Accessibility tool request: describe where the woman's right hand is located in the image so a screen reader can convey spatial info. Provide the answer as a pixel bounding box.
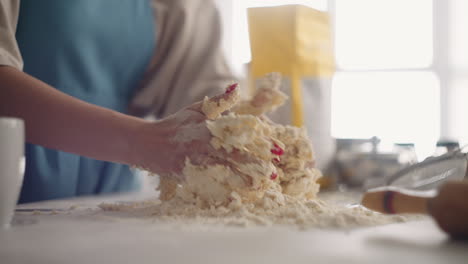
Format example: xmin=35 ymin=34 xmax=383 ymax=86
xmin=128 ymin=84 xmax=264 ymax=182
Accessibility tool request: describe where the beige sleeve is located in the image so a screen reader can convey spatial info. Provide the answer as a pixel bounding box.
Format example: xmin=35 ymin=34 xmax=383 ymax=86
xmin=0 ymin=0 xmax=23 ymax=70
xmin=128 ymin=0 xmax=235 ymax=118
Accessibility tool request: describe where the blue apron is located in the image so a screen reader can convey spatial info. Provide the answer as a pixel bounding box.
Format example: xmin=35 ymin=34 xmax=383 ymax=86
xmin=16 ymin=0 xmax=156 ymax=203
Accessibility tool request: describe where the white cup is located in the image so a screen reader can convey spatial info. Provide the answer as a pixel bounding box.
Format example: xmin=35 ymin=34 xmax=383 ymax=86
xmin=0 ymin=117 xmax=25 ymax=229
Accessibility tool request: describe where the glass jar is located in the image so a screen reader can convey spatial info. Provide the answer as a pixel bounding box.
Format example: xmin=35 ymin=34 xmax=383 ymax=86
xmin=434 ymin=139 xmax=460 ymax=156
xmin=393 ymin=143 xmax=418 ymax=165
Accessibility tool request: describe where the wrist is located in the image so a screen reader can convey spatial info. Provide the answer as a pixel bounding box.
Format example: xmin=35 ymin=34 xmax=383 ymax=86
xmin=123 ymin=117 xmax=172 ymax=172
xmin=112 ymin=112 xmax=148 ymax=166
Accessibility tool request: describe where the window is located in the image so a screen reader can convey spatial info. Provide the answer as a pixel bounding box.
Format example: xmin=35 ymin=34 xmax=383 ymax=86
xmin=331 ymin=0 xmax=439 ymax=158
xmin=334 ymin=0 xmax=433 ymax=70
xmin=221 ymin=0 xmax=448 ymax=159
xmin=448 ymin=0 xmax=468 ymax=145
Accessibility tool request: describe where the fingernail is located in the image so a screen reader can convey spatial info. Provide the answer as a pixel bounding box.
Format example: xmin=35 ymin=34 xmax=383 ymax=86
xmin=225 ymin=83 xmax=238 ymax=94
xmin=270 ymin=172 xmax=278 ymax=180
xmin=272 ymin=157 xmax=280 ymax=163
xmin=271 ymin=143 xmax=284 ymax=156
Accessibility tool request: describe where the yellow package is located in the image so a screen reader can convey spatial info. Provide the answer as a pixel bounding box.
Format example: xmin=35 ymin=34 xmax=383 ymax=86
xmin=248 ymin=5 xmax=335 ymax=170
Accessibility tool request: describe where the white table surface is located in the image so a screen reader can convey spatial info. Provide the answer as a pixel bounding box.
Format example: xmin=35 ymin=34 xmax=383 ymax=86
xmin=1 ymin=192 xmax=467 ymax=264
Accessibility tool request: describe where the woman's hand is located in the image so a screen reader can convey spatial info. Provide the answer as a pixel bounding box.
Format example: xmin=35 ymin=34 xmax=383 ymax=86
xmin=129 ymin=85 xmax=263 ymax=182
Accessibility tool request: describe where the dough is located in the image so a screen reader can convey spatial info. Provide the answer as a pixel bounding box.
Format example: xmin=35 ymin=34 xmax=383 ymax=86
xmin=158 ymin=176 xmax=178 ymax=201
xmin=103 ymin=78 xmax=414 ymax=229
xmin=232 ymin=72 xmax=288 ymax=116
xmin=201 ymin=83 xmax=241 ymax=120
xmin=161 ymin=73 xmax=322 ymax=208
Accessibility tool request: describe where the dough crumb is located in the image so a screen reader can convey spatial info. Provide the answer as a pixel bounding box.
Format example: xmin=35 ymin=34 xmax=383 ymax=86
xmin=158 ymin=176 xmax=178 ymax=201
xmin=201 ymin=83 xmax=241 ymax=120
xmin=232 ymin=72 xmax=288 ymax=116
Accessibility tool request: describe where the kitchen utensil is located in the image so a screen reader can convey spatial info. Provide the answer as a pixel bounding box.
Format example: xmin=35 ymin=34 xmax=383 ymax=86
xmin=362 ymin=181 xmax=468 ymax=238
xmin=386 ymin=149 xmax=468 ymax=191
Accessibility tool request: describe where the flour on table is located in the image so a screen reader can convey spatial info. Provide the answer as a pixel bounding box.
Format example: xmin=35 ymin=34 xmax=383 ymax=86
xmin=99 ymin=196 xmax=410 ymax=229
xmin=101 ymin=73 xmax=411 ymax=229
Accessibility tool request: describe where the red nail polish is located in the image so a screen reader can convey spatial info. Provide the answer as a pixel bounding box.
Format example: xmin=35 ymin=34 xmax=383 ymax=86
xmin=271 ymin=143 xmax=284 ymax=156
xmin=270 ymin=172 xmax=278 ymax=180
xmin=225 ymin=83 xmax=238 ymax=94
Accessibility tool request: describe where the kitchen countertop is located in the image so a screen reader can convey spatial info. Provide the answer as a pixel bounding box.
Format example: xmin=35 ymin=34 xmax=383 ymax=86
xmin=1 ymin=192 xmax=467 ymax=264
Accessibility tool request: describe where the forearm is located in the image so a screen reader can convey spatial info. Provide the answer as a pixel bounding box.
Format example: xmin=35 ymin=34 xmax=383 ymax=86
xmin=0 ymin=66 xmax=145 ymax=165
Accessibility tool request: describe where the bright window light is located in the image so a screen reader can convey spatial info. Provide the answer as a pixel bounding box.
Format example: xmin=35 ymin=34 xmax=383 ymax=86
xmin=450 ymin=0 xmax=468 ymax=69
xmin=332 ymin=71 xmax=440 ymax=158
xmin=335 ymin=0 xmax=433 ymax=70
xmin=449 ymin=79 xmax=468 ymax=146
